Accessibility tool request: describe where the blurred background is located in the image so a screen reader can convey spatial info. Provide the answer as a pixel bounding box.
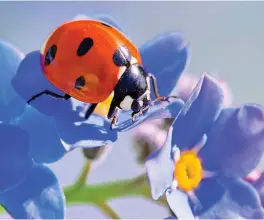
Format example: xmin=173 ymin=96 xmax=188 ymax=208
xmin=1 ymin=1 xmax=264 ymax=218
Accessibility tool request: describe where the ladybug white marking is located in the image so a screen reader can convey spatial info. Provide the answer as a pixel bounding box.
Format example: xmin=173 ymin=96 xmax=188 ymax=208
xmin=120 ymin=95 xmax=134 ymax=110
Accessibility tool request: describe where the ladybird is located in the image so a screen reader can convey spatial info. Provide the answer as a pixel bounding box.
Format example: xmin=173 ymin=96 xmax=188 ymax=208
xmin=27 ymin=19 xmax=176 ymax=128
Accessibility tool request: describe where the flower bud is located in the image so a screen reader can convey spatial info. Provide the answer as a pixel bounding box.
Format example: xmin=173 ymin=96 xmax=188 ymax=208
xmin=82 ymin=145 xmax=106 ymax=162
xmin=133 ymin=119 xmax=171 ymax=164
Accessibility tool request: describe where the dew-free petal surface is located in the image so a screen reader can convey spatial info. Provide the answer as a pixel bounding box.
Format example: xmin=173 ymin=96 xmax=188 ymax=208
xmin=145 ymin=127 xmax=175 ymax=200
xmin=175 ymin=73 xmax=233 ymax=107
xmin=12 ymin=50 xmax=71 ymax=117
xmin=201 ymin=178 xmax=264 ymax=219
xmin=17 ymin=107 xmax=66 ymax=163
xmin=172 ymin=74 xmax=224 ymax=151
xmin=140 ymin=32 xmax=190 ymax=97
xmin=191 ymin=177 xmax=226 ymax=216
xmin=200 ymin=104 xmax=264 ymax=178
xmin=251 ymin=172 xmax=264 ymax=207
xmin=166 ymin=189 xmax=195 ymax=219
xmin=225 ymin=178 xmax=264 ymax=219
xmin=0 ymin=123 xmax=33 ymax=193
xmin=0 ymin=41 xmax=26 ymax=123
xmin=1 ymin=164 xmax=65 ymax=219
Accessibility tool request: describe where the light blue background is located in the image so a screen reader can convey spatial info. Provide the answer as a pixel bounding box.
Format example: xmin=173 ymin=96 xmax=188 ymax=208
xmin=0 ymin=1 xmax=264 ymax=218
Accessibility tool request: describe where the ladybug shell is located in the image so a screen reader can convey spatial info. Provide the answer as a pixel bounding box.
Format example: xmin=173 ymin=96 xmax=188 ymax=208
xmin=41 ymin=19 xmax=142 ymax=103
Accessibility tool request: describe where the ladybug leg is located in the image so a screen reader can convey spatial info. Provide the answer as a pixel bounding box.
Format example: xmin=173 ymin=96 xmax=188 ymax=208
xmin=84 ymin=103 xmax=98 ymax=120
xmin=107 ymin=101 xmax=117 ymax=120
xmin=147 ymin=73 xmax=178 ymax=103
xmin=107 ymin=101 xmax=120 ymax=130
xmin=131 ymin=110 xmax=143 ymax=122
xmin=131 ymin=104 xmax=150 ymax=122
xmin=27 ymin=90 xmax=71 ymax=104
xmin=110 ymin=108 xmax=120 ymax=130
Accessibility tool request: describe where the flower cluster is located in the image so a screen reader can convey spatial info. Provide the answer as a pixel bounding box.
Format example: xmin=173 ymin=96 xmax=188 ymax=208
xmin=145 ymin=74 xmax=264 ymax=219
xmin=0 ymin=13 xmax=190 ymax=218
xmin=1 ymin=12 xmax=264 ymax=219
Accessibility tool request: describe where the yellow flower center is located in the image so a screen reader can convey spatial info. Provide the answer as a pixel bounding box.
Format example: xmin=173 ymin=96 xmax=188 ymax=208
xmin=174 ymin=150 xmax=203 ymax=192
xmin=94 ymin=93 xmax=114 ymax=117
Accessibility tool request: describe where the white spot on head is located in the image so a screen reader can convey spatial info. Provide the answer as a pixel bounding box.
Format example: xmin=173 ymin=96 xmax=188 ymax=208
xmin=120 ymin=95 xmax=134 ymax=110
xmin=138 ymin=100 xmax=143 ymax=107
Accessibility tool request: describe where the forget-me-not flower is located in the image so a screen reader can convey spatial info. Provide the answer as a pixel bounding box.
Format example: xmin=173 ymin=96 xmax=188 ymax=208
xmin=132 ymin=73 xmax=233 ymax=164
xmin=145 ymin=74 xmax=264 ymax=219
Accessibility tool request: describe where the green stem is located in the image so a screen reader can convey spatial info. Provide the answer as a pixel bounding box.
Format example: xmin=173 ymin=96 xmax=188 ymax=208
xmin=75 ymin=161 xmax=91 ymax=186
xmin=65 ymin=174 xmax=150 ymax=204
xmin=0 ymin=173 xmax=167 ymax=215
xmin=66 ymin=161 xmax=91 ymax=199
xmin=96 ymin=202 xmax=121 ymax=219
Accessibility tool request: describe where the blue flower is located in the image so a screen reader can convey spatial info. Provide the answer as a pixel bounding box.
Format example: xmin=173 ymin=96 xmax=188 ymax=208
xmin=145 ymin=74 xmax=264 ymax=219
xmin=0 ymin=42 xmax=65 ymax=218
xmin=11 ymin=14 xmax=190 ymax=156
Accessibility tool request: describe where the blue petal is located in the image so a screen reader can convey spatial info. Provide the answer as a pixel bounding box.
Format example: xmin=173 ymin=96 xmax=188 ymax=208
xmin=251 ymin=172 xmax=264 ymax=207
xmin=145 ymin=126 xmax=175 ymax=200
xmin=140 ymin=32 xmax=190 ymax=97
xmin=1 ymin=164 xmax=65 ymax=219
xmin=166 ymin=189 xmax=195 ymax=219
xmin=226 ymin=178 xmax=264 ymax=218
xmin=0 ymin=41 xmax=26 ymax=123
xmin=114 ymin=99 xmax=184 ymax=132
xmin=171 ymin=74 xmax=224 ymax=151
xmin=91 ymin=13 xmax=123 ymax=31
xmin=17 ymin=106 xmax=66 ymax=164
xmin=199 ymin=104 xmax=264 ymax=178
xmin=55 ymin=111 xmax=118 ymax=150
xmin=0 ymin=123 xmax=33 ymax=193
xmin=200 ymin=178 xmax=264 ymax=219
xmin=12 ymin=50 xmax=72 ymax=117
xmin=191 ymin=177 xmax=226 ymax=216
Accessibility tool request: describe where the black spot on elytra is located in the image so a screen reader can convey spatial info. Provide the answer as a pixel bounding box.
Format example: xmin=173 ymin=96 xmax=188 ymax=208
xmin=77 ymin=37 xmax=94 ymax=56
xmin=112 ymin=45 xmax=131 ymax=67
xmin=75 ymin=76 xmax=86 ymax=90
xmin=44 ymin=44 xmax=57 ymax=66
xmin=101 ymin=22 xmax=112 ymax=28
